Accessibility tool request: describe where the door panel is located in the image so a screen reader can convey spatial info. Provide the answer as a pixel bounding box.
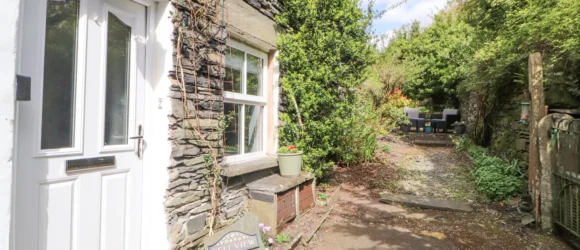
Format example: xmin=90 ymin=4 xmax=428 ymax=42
xmin=38 ymin=179 xmax=78 ymax=250
xmin=15 ymin=0 xmax=146 ymax=249
xmin=100 ymin=171 xmax=129 ymax=250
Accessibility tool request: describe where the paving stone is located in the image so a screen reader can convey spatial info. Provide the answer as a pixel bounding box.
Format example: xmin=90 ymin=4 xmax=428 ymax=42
xmin=379 ymin=193 xmax=473 ymax=212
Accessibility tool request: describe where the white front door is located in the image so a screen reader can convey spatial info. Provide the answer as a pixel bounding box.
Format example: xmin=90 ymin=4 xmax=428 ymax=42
xmin=15 ymin=0 xmax=147 ymax=249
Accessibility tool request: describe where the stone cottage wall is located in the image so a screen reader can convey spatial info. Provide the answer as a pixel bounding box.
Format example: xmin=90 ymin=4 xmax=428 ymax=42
xmin=166 ymin=1 xmax=243 ymax=249
xmin=165 ymin=0 xmax=282 ymax=249
xmin=243 ymin=0 xmax=283 ymax=19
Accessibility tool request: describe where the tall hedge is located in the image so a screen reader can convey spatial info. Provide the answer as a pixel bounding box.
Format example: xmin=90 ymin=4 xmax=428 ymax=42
xmin=275 ymin=0 xmax=376 ymax=177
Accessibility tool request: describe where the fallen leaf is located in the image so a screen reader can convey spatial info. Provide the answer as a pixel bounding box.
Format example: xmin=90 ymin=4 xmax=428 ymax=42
xmin=419 ymin=231 xmax=447 ymax=240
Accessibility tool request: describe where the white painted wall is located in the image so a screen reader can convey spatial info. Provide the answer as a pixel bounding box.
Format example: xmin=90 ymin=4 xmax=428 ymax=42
xmin=141 ymin=1 xmax=173 ymax=249
xmin=0 ymin=0 xmax=21 ymax=249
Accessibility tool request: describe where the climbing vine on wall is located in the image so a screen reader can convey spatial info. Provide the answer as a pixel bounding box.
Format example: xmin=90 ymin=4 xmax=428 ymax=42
xmin=170 ymin=0 xmax=227 ymax=236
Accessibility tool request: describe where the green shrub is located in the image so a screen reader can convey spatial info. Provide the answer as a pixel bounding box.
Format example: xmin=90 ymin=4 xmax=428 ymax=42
xmin=473 ymin=156 xmax=522 ymax=201
xmin=376 ymin=88 xmax=416 ymax=131
xmin=452 ymin=135 xmax=470 ymax=152
xmin=275 ymin=0 xmax=377 ymax=177
xmin=456 ymin=137 xmax=524 ymax=201
xmin=338 ymin=101 xmax=380 ymax=166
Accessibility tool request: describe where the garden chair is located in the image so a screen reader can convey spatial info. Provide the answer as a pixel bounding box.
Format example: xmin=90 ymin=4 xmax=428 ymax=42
xmin=431 ymin=109 xmax=460 ymax=133
xmin=403 ymin=108 xmax=425 ymax=132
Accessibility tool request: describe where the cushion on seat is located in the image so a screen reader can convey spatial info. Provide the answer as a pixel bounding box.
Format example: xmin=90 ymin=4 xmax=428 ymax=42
xmin=404 ymin=108 xmax=420 ymax=119
xmin=442 ymin=109 xmax=458 ymax=117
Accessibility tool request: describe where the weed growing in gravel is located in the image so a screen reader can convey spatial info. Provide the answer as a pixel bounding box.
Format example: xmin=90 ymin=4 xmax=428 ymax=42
xmin=381 ymin=144 xmax=392 ymax=153
xmin=275 ymin=234 xmax=291 ymax=243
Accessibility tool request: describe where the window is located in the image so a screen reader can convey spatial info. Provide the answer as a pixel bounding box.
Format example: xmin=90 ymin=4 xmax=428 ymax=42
xmin=41 ymin=0 xmax=80 ymax=149
xmin=224 ymin=41 xmax=267 ymax=160
xmin=104 ymin=12 xmax=132 ymax=146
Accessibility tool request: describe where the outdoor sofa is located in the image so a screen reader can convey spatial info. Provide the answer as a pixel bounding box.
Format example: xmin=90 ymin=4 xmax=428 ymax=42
xmin=431 ymin=109 xmax=460 ymax=133
xmin=403 ymin=108 xmax=426 ymax=132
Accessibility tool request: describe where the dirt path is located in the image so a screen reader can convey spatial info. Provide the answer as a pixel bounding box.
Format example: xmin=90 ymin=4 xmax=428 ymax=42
xmin=303 ymin=135 xmax=570 ymax=250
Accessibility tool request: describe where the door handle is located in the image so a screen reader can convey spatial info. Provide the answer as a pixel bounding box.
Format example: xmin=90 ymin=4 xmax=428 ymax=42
xmin=130 ymin=125 xmax=143 ymax=158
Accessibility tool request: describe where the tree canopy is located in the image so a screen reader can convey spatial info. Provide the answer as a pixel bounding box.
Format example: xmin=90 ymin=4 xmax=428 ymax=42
xmin=373 ymin=0 xmax=580 ymax=110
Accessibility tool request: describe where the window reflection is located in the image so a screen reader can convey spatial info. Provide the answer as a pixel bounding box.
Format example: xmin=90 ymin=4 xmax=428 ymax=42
xmin=103 ymin=12 xmax=132 ymax=146
xmin=224 ymin=103 xmax=242 ymax=156
xmin=41 ymin=0 xmax=80 ymax=149
xmin=246 ymin=54 xmax=262 ymax=96
xmin=225 ymin=47 xmax=243 ymax=93
xmin=245 ymin=105 xmax=263 ymax=153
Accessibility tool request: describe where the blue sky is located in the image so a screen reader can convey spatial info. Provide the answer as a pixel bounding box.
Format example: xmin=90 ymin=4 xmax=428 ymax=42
xmin=361 ymin=0 xmax=448 ymax=46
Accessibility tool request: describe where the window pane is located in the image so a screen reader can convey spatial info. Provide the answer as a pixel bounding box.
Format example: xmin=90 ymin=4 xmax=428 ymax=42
xmin=246 ymin=54 xmax=262 ymax=96
xmin=225 ymin=47 xmax=243 ymax=93
xmin=104 ymin=13 xmax=132 ymax=146
xmin=245 ymin=105 xmax=263 ymax=153
xmin=41 ymin=0 xmax=80 ymax=149
xmin=224 ymin=103 xmax=242 ymax=156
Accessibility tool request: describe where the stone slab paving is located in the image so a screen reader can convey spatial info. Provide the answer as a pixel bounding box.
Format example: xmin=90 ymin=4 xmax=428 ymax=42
xmin=310 ymin=185 xmax=458 ymax=250
xmin=313 ymin=221 xmax=457 ymax=250
xmin=379 ymin=193 xmax=473 ymax=212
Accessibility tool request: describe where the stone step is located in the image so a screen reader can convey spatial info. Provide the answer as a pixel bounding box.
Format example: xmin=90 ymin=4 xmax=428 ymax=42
xmin=379 ymin=193 xmax=473 ymax=212
xmin=247 ymin=171 xmax=315 ymax=194
xmin=247 ymin=172 xmax=316 ymax=235
xmin=412 ymin=140 xmax=455 ymax=147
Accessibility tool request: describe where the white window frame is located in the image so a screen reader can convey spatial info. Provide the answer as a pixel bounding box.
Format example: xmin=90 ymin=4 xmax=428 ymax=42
xmin=223 ymin=40 xmax=268 ymax=163
xmin=97 ymin=5 xmax=138 ymax=153
xmin=34 ymin=0 xmax=89 ymax=157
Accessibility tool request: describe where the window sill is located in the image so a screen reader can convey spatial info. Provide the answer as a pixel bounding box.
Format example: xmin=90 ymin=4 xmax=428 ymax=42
xmin=221 ymin=155 xmax=278 ymax=177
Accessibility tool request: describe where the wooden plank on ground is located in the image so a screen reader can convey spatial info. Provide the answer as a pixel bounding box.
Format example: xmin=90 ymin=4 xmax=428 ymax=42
xmin=380 ymin=193 xmax=473 ymax=212
xmin=286 ymin=233 xmax=302 ymax=250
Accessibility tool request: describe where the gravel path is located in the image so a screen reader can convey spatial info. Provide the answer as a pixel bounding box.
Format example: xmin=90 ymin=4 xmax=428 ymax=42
xmin=302 ymin=135 xmax=570 ymax=250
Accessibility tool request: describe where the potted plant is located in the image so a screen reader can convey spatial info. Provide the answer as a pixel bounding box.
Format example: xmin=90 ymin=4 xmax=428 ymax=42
xmin=277 ymin=145 xmax=303 ymax=177
xmin=399 ymin=119 xmax=412 ymax=133
xmin=452 ymin=121 xmax=466 ymax=134
xmin=424 ymin=121 xmax=433 ymax=133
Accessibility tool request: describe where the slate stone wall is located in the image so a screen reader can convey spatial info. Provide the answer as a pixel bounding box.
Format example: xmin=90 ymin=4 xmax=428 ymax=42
xmin=166 ymin=1 xmax=245 ymax=249
xmin=165 ymin=1 xmax=282 ymax=249
xmin=460 ymin=88 xmax=529 ymax=167
xmin=243 ymin=0 xmax=283 ymax=20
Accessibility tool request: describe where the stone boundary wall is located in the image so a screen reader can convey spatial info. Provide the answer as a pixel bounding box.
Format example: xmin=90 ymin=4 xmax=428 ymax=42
xmin=459 ymin=89 xmax=529 ymax=166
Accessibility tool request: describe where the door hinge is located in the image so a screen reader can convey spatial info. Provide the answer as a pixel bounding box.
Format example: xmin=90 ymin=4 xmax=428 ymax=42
xmin=16 ymin=75 xmax=31 ymax=101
